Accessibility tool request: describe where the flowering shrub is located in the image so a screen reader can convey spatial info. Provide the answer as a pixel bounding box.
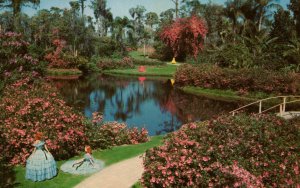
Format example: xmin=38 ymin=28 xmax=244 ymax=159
xmin=0 ymin=78 xmax=87 ymax=165
xmin=96 ymin=57 xmax=134 ymax=70
xmin=87 ymin=121 xmax=149 ymax=149
xmin=142 ymin=114 xmax=300 ymax=187
xmin=0 ymin=32 xmax=44 ymax=92
xmin=44 ymin=39 xmax=69 ymax=68
xmin=175 ymin=64 xmax=298 ymax=94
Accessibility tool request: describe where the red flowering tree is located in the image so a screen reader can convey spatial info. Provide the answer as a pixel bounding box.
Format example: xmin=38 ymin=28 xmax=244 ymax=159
xmin=160 ymin=15 xmax=208 ymax=60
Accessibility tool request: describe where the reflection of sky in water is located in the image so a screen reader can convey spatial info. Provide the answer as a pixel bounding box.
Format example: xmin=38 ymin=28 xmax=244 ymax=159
xmin=84 ymin=80 xmax=181 ymax=135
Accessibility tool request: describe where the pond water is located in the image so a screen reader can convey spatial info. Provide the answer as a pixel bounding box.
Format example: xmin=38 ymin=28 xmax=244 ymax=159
xmin=50 ymin=74 xmax=243 ymax=136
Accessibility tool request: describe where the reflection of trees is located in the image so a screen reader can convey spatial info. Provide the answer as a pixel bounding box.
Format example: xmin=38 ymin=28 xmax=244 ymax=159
xmin=171 ymin=89 xmax=242 ymax=121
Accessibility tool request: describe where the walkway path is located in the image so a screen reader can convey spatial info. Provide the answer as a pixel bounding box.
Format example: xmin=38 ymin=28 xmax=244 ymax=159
xmin=75 ymin=154 xmax=144 ymax=188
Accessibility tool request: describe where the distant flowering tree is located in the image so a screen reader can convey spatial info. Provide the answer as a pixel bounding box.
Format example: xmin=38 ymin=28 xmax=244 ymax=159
xmin=159 ymin=15 xmax=208 ymax=60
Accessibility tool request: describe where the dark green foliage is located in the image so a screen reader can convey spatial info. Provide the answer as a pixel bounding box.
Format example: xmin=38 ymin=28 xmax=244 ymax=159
xmin=175 ymin=64 xmax=298 ymax=94
xmin=270 ymin=9 xmax=296 ymax=43
xmin=96 ymin=57 xmax=134 ymax=70
xmin=96 ymin=36 xmax=118 ymax=57
xmin=289 ymin=0 xmax=300 ymax=37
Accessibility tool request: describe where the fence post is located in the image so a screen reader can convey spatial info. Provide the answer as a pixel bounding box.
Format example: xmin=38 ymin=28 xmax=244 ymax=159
xmin=259 ymin=100 xmax=262 ymax=114
xmin=283 ymin=97 xmax=286 ymax=113
xmin=280 ymin=104 xmax=283 ymax=116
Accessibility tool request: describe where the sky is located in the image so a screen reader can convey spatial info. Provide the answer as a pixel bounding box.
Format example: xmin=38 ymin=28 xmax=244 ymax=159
xmin=20 ymin=0 xmax=289 ymax=19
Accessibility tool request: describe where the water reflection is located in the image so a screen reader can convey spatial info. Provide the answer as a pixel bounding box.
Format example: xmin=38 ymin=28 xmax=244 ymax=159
xmin=50 ymin=74 xmax=241 ymax=135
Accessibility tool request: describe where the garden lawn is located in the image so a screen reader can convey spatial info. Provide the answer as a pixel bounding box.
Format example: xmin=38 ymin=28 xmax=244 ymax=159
xmin=104 ymin=64 xmax=178 ymax=77
xmin=14 ymin=135 xmax=164 ymax=188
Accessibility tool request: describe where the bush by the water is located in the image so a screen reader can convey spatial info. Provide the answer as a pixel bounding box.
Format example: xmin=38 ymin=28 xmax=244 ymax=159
xmin=142 ymin=114 xmax=300 ymax=187
xmin=96 ymin=57 xmax=134 ymax=70
xmin=175 ymin=64 xmax=298 ymax=94
xmin=0 ymin=78 xmax=87 ymax=165
xmin=87 ymin=114 xmax=149 ymax=149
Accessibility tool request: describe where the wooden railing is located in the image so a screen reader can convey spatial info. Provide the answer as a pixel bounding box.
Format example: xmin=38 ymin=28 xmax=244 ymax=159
xmin=230 ymin=96 xmax=300 ymax=116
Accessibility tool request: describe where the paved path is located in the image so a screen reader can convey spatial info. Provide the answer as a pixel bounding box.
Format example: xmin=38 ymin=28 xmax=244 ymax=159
xmin=277 ymin=111 xmax=300 ymax=120
xmin=75 ymin=155 xmax=144 ymax=188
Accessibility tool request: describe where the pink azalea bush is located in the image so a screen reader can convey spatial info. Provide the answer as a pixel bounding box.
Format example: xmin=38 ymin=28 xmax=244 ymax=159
xmin=142 ymin=114 xmax=299 ymax=187
xmin=87 ymin=120 xmax=149 ymax=149
xmin=0 ymin=78 xmax=87 ymax=165
xmin=175 ymin=64 xmax=298 ymax=95
xmin=0 ymin=31 xmax=43 ymax=92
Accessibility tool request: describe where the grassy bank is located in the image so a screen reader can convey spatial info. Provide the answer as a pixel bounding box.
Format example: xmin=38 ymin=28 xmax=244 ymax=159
xmin=46 ymin=68 xmax=82 ymax=76
xmin=180 ymin=86 xmax=274 ymax=103
xmin=14 ymin=135 xmax=164 ymax=188
xmin=104 ymin=65 xmax=178 ymax=77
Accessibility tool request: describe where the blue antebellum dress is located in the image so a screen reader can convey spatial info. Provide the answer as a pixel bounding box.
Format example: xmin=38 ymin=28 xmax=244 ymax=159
xmin=60 ymin=153 xmax=104 ymax=175
xmin=25 ymin=141 xmax=57 ymax=181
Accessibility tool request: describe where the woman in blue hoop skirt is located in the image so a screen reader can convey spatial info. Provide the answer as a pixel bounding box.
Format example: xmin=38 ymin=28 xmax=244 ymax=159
xmin=26 ymin=132 xmax=57 ymax=181
xmin=61 ymin=145 xmax=104 ymax=175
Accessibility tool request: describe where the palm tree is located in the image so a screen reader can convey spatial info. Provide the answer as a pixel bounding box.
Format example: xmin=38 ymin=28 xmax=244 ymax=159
xmin=0 ymin=0 xmax=40 ymax=16
xmin=91 ymin=0 xmax=113 ymax=36
xmin=129 ymin=5 xmax=146 ymax=44
xmin=145 ymin=12 xmax=159 ymax=29
xmin=255 ymin=0 xmax=282 ymax=31
xmin=78 ymin=0 xmax=86 ymax=17
xmin=224 ymin=0 xmax=243 ymax=38
xmin=0 ymin=0 xmax=40 ymax=30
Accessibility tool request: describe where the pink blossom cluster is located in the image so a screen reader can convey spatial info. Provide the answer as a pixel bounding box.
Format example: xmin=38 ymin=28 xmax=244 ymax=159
xmin=89 ymin=122 xmax=149 ymax=149
xmin=0 ymin=78 xmax=87 ymax=165
xmin=2 ymin=32 xmax=22 ymax=37
xmin=142 ymin=114 xmax=300 ymax=187
xmin=44 ymin=38 xmax=69 ymax=68
xmin=1 ymin=31 xmax=40 ymax=80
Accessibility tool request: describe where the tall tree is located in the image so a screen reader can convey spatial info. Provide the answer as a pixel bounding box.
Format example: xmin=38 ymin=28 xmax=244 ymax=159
xmin=145 ymin=12 xmax=159 ymax=29
xmin=0 ymin=0 xmax=40 ymax=30
xmin=255 ymin=0 xmax=282 ymax=32
xmin=0 ymin=0 xmax=40 ymax=16
xmin=288 ymin=0 xmax=300 ymax=37
xmin=129 ymin=5 xmax=146 ymax=44
xmin=159 ymin=9 xmax=175 ymax=26
xmin=224 ymin=0 xmax=243 ymax=37
xmin=270 ymin=9 xmax=295 ymax=43
xmin=78 ymin=0 xmax=86 ymax=17
xmin=91 ymin=0 xmax=113 ymax=36
xmin=171 ymin=0 xmax=179 ymax=19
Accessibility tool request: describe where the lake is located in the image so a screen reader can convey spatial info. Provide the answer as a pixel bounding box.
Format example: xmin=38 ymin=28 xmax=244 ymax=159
xmin=50 ymin=74 xmax=242 ymax=135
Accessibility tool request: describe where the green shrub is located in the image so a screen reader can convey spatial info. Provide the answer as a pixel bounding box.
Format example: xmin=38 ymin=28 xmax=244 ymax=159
xmin=142 ymin=114 xmax=300 ymax=187
xmin=96 ymin=37 xmax=117 ymax=57
xmin=212 ymin=43 xmax=253 ymax=68
xmin=62 ymin=53 xmax=88 ymax=69
xmin=175 ymin=64 xmax=298 ymax=94
xmin=97 ymin=57 xmax=134 ymax=70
